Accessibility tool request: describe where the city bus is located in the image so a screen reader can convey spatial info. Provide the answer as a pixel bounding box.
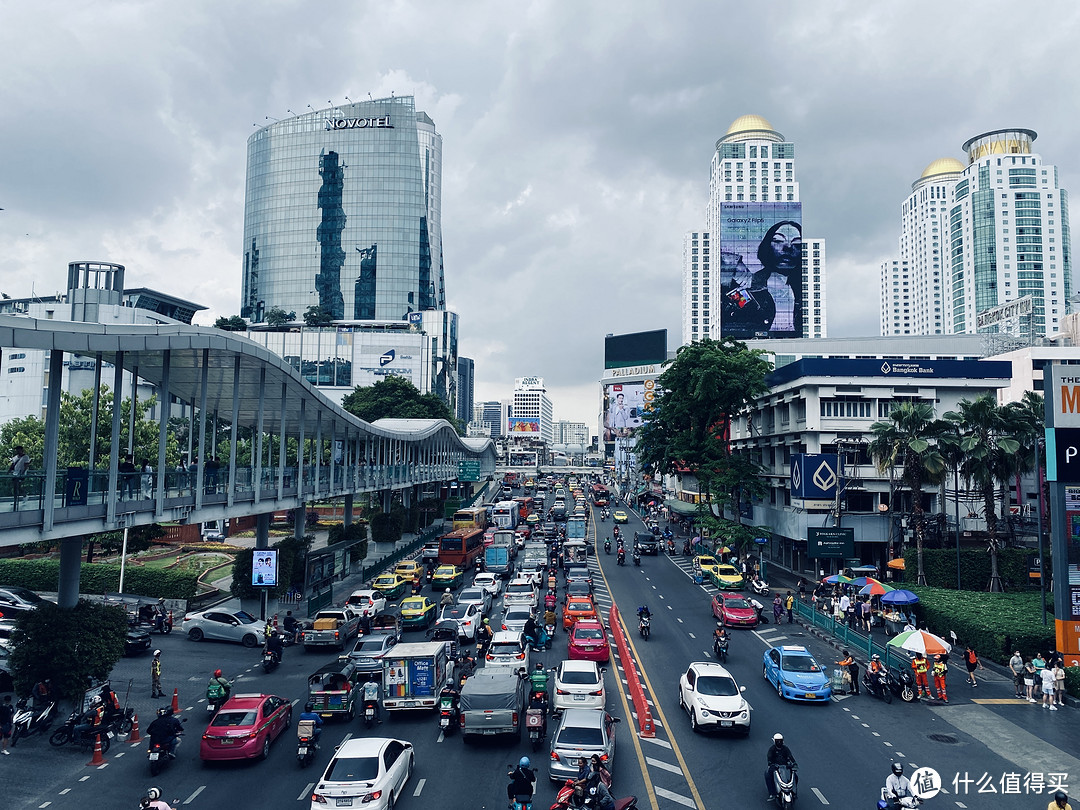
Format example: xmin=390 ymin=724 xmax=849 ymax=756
xmin=512 ymin=496 xmax=535 ymax=521
xmin=492 ymin=500 xmax=520 ymax=530
xmin=452 ymin=506 xmax=487 ymax=532
xmin=438 ymin=528 xmax=484 ymax=568
xmin=590 ymin=484 xmax=610 ymax=506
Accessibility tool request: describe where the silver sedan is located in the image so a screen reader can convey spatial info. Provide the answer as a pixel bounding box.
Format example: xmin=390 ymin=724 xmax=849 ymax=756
xmin=181 ymin=607 xmax=266 ymax=647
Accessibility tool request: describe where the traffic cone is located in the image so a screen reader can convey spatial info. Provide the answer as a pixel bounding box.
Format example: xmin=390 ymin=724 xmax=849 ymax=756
xmin=86 ymin=732 xmax=107 ymax=766
xmin=273 ymin=613 xmax=279 ymax=632
xmin=128 ymin=712 xmax=142 ymax=743
xmin=171 ymin=688 xmax=179 ymax=714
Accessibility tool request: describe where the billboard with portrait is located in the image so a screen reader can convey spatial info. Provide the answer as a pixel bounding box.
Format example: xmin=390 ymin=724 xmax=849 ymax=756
xmin=508 ymin=418 xmax=541 ymax=434
xmin=719 ymin=202 xmax=803 ymax=339
xmin=252 ymin=549 xmax=278 ymax=587
xmin=603 ymin=381 xmax=657 ymax=442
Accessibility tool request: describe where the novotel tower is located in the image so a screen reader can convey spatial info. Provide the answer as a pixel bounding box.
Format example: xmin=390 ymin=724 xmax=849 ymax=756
xmin=241 ymin=95 xmax=445 ymax=324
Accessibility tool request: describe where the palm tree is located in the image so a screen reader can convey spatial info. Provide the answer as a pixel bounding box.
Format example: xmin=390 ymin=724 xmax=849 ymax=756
xmin=944 ymin=393 xmax=1021 ymax=592
xmin=868 ymin=402 xmax=949 ymax=586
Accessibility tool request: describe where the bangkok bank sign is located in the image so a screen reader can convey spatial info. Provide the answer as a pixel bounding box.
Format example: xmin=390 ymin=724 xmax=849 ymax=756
xmin=327 ymin=117 xmax=394 ymax=130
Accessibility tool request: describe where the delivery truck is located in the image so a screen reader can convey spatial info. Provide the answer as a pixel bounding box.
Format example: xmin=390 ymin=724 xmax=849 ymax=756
xmin=381 ymin=641 xmax=453 ymax=712
xmin=458 ymin=666 xmax=527 ymax=742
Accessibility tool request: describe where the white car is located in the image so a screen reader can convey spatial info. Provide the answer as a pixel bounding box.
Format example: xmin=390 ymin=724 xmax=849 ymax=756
xmin=181 ymin=607 xmax=266 ymax=647
xmin=502 ymin=578 xmax=538 ymax=611
xmin=439 ymin=602 xmax=482 ymax=641
xmin=345 ymin=589 xmax=387 ymax=616
xmin=678 ymin=661 xmax=750 ymax=734
xmin=552 ymin=660 xmax=606 ymax=711
xmin=473 ymin=573 xmax=503 ymax=598
xmin=486 ymin=630 xmax=530 ymax=671
xmin=310 ymin=737 xmax=414 ymax=810
xmin=457 ymin=586 xmax=493 ymax=617
xmin=501 ymin=606 xmax=533 ymax=635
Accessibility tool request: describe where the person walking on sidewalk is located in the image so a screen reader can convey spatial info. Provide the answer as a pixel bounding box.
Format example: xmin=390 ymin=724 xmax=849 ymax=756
xmin=912 ymin=653 xmax=931 ymax=699
xmin=1040 ymin=664 xmax=1058 ymax=710
xmin=836 ymin=650 xmax=859 ymax=695
xmin=932 ymin=655 xmax=949 ymax=702
xmin=1054 ymin=661 xmax=1067 ymax=707
xmin=859 ymin=598 xmax=873 ymax=633
xmin=784 ymin=592 xmax=794 ymax=624
xmin=151 ymin=649 xmax=164 ymax=698
xmin=1009 ymin=650 xmax=1025 ymax=698
xmin=1024 ymin=658 xmax=1038 ymax=703
xmin=964 ymin=645 xmax=983 ymax=687
xmin=772 ymin=594 xmax=784 ymax=624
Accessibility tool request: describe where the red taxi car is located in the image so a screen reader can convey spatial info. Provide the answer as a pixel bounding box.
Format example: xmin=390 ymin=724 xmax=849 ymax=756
xmin=199 ymin=693 xmax=292 ymax=762
xmin=567 ymin=619 xmax=610 ymax=663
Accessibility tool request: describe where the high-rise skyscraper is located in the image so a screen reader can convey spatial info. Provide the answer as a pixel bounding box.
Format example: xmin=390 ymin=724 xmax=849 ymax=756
xmin=881 ymin=129 xmax=1072 ymax=338
xmin=683 ymin=115 xmax=827 ymax=345
xmin=241 ymin=96 xmax=445 ymax=323
xmin=457 ymin=357 xmax=474 ymax=425
xmin=511 ymin=377 xmax=553 ymax=443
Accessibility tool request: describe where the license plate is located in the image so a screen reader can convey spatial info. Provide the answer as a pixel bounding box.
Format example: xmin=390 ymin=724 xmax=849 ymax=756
xmin=478 ymin=728 xmax=498 ymax=735
xmin=573 ymin=695 xmax=587 ymax=701
xmin=403 ymin=700 xmax=418 ymax=707
xmin=220 ymin=738 xmax=235 ymax=745
xmin=720 ymin=721 xmax=733 ymax=727
xmin=336 ymin=799 xmax=353 ymax=807
xmin=298 ymin=746 xmax=309 ymax=755
xmin=149 ymin=752 xmax=160 ymax=760
xmin=804 ymin=693 xmax=817 ymax=699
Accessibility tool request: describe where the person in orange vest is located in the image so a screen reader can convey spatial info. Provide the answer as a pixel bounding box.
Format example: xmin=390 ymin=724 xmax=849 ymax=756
xmin=912 ymin=652 xmax=930 ymax=699
xmin=932 ymin=655 xmax=948 ymax=702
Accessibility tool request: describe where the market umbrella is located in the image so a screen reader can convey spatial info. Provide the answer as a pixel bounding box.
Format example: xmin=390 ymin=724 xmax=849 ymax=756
xmin=880 ymin=589 xmax=920 ymax=606
xmin=887 ymin=558 xmax=906 ymax=570
xmin=887 ymin=629 xmax=951 ymax=656
xmin=718 ymin=546 xmax=732 ymax=555
xmin=858 ymin=581 xmax=894 ymax=597
xmin=851 ymin=576 xmax=886 ymax=588
xmin=822 ymin=574 xmax=853 ymax=584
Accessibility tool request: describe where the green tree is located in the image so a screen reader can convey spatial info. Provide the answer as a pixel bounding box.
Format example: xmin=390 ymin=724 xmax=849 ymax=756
xmin=213 ymin=315 xmax=248 ymax=331
xmin=91 ymin=523 xmax=167 ymax=557
xmin=869 ymin=402 xmax=949 ymax=586
xmin=944 ymin=393 xmax=1021 ymax=592
xmin=303 ymin=305 xmax=335 ymax=327
xmin=8 ymin=600 xmax=128 ymax=699
xmin=636 ymin=338 xmax=771 ymax=524
xmin=341 ymin=375 xmax=458 ymax=428
xmin=265 ymin=307 xmax=293 ymax=328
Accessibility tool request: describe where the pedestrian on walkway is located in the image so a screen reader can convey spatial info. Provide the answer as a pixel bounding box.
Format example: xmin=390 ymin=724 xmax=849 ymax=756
xmin=1009 ymin=650 xmax=1025 ymax=698
xmin=1024 ymin=658 xmax=1037 ymax=702
xmin=8 ymin=445 xmax=30 ymax=509
xmin=772 ymin=594 xmax=783 ymax=624
xmin=932 ymin=655 xmax=949 ymax=702
xmin=912 ymin=652 xmax=931 ymax=699
xmin=836 ymin=650 xmax=859 ymax=695
xmin=859 ymin=598 xmax=873 ymax=633
xmin=1040 ymin=665 xmax=1058 ymax=710
xmin=964 ymin=645 xmax=983 ymax=687
xmin=151 ymin=649 xmax=164 ymax=697
xmin=1054 ymin=661 xmax=1067 ymax=707
xmin=797 ymin=578 xmax=806 ymax=601
xmin=784 ymin=591 xmax=794 ymax=623
xmin=0 ymin=694 xmax=14 ymax=755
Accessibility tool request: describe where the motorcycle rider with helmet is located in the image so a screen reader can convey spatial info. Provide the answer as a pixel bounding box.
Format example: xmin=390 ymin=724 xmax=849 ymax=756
xmin=528 ymin=662 xmax=549 ymax=705
xmin=507 ymin=755 xmax=537 ymax=807
xmin=146 ymin=706 xmax=183 ymax=757
xmin=1048 ymin=790 xmax=1072 ymax=810
xmin=362 ymin=674 xmax=382 ymax=724
xmin=139 ymin=787 xmax=174 ymax=810
xmin=297 ymin=701 xmax=323 ymax=747
xmin=264 ymin=629 xmax=284 ymax=664
xmin=72 ymin=695 xmax=103 ymax=742
xmin=885 ymin=763 xmax=914 ymax=805
xmin=440 ymin=588 xmax=455 ymax=608
xmin=206 ymin=669 xmax=231 ymax=705
xmin=765 ymin=732 xmax=798 ymax=801
xmin=868 ymin=653 xmax=887 ymax=693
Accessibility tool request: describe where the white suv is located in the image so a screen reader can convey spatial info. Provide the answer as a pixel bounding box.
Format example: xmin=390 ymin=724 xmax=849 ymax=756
xmin=552 ymin=660 xmax=606 ymax=711
xmin=678 ymin=661 xmax=750 ymax=734
xmin=502 ymin=578 xmax=538 ymax=611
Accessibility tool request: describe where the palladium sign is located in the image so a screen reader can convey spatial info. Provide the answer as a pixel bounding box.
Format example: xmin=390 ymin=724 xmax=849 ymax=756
xmin=327 ymin=117 xmax=394 ymax=130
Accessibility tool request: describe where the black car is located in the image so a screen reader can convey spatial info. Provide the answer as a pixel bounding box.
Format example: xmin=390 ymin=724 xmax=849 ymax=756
xmin=634 ymin=531 xmax=660 ymax=555
xmin=124 ymin=627 xmax=153 ymax=656
xmin=0 ymin=586 xmax=48 ymax=616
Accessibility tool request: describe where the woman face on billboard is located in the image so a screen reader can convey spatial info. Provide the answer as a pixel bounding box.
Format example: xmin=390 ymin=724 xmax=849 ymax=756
xmin=757 ymin=220 xmax=802 ymax=279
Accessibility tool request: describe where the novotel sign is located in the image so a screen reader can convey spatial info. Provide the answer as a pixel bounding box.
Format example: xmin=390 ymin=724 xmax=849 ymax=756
xmin=326 ymin=117 xmax=394 ymax=131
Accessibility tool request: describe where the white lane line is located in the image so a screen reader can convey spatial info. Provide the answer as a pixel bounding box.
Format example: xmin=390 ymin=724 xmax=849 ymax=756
xmin=895 ymin=751 xmax=905 ymax=757
xmin=884 ymin=741 xmax=893 ymax=747
xmin=688 ymin=633 xmax=696 ymax=639
xmin=862 ymin=723 xmax=870 ymax=728
xmin=79 ymin=776 xmax=90 ymax=782
xmin=645 ymin=756 xmax=683 ymax=774
xmin=413 ymin=778 xmax=427 ymax=796
xmin=666 ymin=605 xmax=673 ymax=611
xmin=653 ymin=786 xmax=697 ymax=808
xmin=59 ymin=790 xmax=71 ymax=796
xmin=291 ymin=698 xmax=300 ymax=706
xmin=872 ymin=732 xmax=881 ymax=737
xmin=956 ymin=803 xmax=967 ymax=808
xmin=640 ymin=735 xmax=672 ymax=749
xmin=114 ymin=751 xmax=124 ymax=758
xmin=850 ymin=715 xmax=860 ymax=719
xmin=39 ymin=804 xmax=52 ymax=808
xmin=767 ymin=636 xmax=789 ymax=642
xmin=676 ymin=617 xmax=683 ymax=623
xmin=436 ymin=730 xmax=445 ymax=743
xmin=297 ymin=783 xmax=315 ymax=801
xmin=811 ymin=787 xmax=830 ymax=804
xmin=183 ymin=785 xmax=207 ymax=805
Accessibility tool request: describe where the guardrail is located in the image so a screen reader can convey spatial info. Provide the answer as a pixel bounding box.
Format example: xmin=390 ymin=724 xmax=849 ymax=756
xmin=794 ymin=599 xmax=899 ymax=667
xmin=608 ymin=604 xmax=655 ymax=738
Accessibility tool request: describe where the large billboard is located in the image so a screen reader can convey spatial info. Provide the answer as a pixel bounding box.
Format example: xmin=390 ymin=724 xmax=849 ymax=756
xmin=604 ymin=330 xmax=667 ymax=369
xmin=603 ymin=381 xmax=656 ymax=442
xmin=719 ymin=202 xmax=803 ymax=339
xmin=508 ymin=418 xmax=541 ymax=434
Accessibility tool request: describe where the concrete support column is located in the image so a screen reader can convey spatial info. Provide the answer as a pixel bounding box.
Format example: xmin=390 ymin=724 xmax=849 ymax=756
xmin=256 ymin=512 xmax=271 ymax=620
xmin=344 ymin=494 xmax=354 ymax=527
xmin=382 ymin=490 xmax=392 ymax=513
xmin=294 ymin=504 xmax=306 ymax=540
xmin=42 ymin=349 xmax=64 ymax=530
xmin=57 ymin=535 xmax=83 ymax=609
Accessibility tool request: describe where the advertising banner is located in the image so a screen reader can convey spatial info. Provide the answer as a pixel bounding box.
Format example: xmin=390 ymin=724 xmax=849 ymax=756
xmin=790 ymin=453 xmax=839 ymax=510
xmin=252 ymin=549 xmax=278 ymax=586
xmin=603 ymin=381 xmax=655 ymax=441
xmin=507 ymin=418 xmax=540 ymax=434
xmin=807 ymin=527 xmax=854 ymax=559
xmin=719 ymin=202 xmax=803 ymax=339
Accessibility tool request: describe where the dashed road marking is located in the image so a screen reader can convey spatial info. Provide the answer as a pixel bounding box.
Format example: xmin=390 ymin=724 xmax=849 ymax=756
xmin=297 ymin=783 xmax=314 ymax=801
xmin=811 ymin=787 xmax=830 ymax=804
xmin=676 ymin=617 xmax=683 ymax=623
xmin=183 ymin=786 xmax=206 ymax=805
xmin=59 ymin=790 xmax=70 ymax=796
xmin=653 ymin=786 xmax=697 ymax=808
xmin=688 ymin=632 xmax=696 ymax=639
xmin=646 ymin=756 xmax=683 ymax=774
xmin=39 ymin=803 xmax=51 ymax=808
xmin=413 ymin=778 xmax=427 ymax=796
xmin=79 ymin=776 xmax=90 ymax=782
xmin=641 ymin=735 xmax=672 ymax=749
xmin=872 ymin=732 xmax=881 ymax=737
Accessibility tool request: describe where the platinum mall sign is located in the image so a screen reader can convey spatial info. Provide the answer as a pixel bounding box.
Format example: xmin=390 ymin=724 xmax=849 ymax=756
xmin=327 ymin=116 xmax=394 ymax=130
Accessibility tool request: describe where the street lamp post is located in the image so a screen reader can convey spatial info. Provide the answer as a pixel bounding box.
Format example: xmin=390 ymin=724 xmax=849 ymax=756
xmin=1035 ymin=437 xmax=1047 ymax=625
xmin=954 ymin=464 xmax=962 ymax=592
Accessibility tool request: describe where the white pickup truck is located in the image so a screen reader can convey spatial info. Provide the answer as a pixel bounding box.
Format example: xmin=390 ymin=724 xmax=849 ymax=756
xmin=300 ymin=607 xmax=362 ymax=652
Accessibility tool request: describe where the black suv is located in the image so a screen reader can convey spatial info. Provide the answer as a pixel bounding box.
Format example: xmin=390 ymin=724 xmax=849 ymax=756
xmin=634 ymin=531 xmax=660 ymax=555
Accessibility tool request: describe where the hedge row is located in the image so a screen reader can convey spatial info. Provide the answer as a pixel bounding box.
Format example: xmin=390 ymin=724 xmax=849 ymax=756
xmin=908 ymin=585 xmax=1055 ymax=665
xmin=0 ymin=559 xmax=200 ymax=599
xmin=903 ymin=547 xmax=1042 ymax=591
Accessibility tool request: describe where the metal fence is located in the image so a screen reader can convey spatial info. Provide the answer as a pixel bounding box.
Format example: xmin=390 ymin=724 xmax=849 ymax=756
xmin=794 ymin=599 xmax=902 ymax=668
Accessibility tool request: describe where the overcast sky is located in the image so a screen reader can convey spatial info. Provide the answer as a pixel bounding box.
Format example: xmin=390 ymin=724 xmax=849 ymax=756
xmin=2 ymin=1 xmax=1079 ymax=430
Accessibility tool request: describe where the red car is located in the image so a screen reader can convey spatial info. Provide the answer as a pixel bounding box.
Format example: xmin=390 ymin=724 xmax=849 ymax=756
xmin=712 ymin=592 xmax=759 ymax=628
xmin=567 ymin=619 xmax=610 ymax=663
xmin=199 ymin=693 xmax=292 ymax=762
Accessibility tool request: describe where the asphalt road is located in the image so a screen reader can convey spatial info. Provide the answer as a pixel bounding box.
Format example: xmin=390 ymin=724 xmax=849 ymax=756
xmin=6 ymin=488 xmax=1079 ymax=810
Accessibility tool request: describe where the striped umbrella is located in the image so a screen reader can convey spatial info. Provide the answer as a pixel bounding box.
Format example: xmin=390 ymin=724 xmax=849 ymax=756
xmin=858 ymin=581 xmax=894 ymax=597
xmin=822 ymin=574 xmax=853 ymax=584
xmin=852 ymin=576 xmax=886 ymax=587
xmin=887 ymin=629 xmax=952 ymax=656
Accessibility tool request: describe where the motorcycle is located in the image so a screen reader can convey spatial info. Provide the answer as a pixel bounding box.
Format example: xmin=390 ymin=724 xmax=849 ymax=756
xmin=772 ymin=764 xmax=798 ymax=809
xmin=880 ymin=787 xmax=924 ymax=808
xmin=297 ymin=731 xmax=317 ymax=768
xmin=206 ymin=680 xmax=232 ymax=715
xmin=438 ymin=687 xmax=460 ymax=735
xmin=600 ymin=512 xmax=607 ymax=523
xmin=363 ymin=699 xmax=378 ymax=728
xmin=604 ymin=540 xmax=611 ymax=555
xmin=632 ymin=549 xmax=641 ymax=566
xmin=262 ymin=649 xmax=281 ymax=673
xmin=147 ymin=726 xmax=184 ymax=776
xmin=48 ymin=710 xmax=114 ymax=754
xmin=617 ymin=550 xmax=625 ymax=566
xmin=683 ymin=540 xmax=692 ymax=555
xmin=507 ymin=765 xmax=536 ymax=810
xmin=750 ymin=579 xmax=770 ymax=597
xmin=550 ymin=779 xmax=577 ymax=810
xmin=638 ymin=614 xmax=651 ymax=640
xmin=526 ymin=705 xmax=547 ymax=751
xmin=863 ymin=668 xmax=896 ymax=704
xmin=666 ymin=539 xmax=676 ymax=555
xmin=544 ymin=623 xmax=556 ymax=645
xmin=10 ymin=698 xmax=57 ymax=746
xmin=713 ymin=634 xmax=729 ymax=663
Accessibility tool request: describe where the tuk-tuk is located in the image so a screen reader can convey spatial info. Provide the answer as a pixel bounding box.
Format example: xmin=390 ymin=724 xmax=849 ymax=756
xmin=370 ymin=613 xmax=402 ymax=640
xmin=427 ymin=620 xmax=460 ymax=663
xmin=307 ymin=659 xmax=361 ymax=720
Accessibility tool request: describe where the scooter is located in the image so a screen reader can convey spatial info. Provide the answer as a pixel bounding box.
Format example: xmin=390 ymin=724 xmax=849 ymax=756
xmin=617 ymin=549 xmax=625 ymax=566
xmin=879 ymin=787 xmax=924 ymax=808
xmin=508 ymin=764 xmax=535 ymax=810
xmin=296 ymin=730 xmax=318 ymax=767
xmin=863 ymin=668 xmax=897 ymax=704
xmin=438 ymin=687 xmax=460 ymax=735
xmin=550 ymin=779 xmax=578 ymax=810
xmin=363 ymin=700 xmax=378 ymax=728
xmin=147 ymin=724 xmax=184 ymax=776
xmin=262 ymin=649 xmax=281 ymax=673
xmin=666 ymin=539 xmax=676 ymax=555
xmin=750 ymin=579 xmax=770 ymax=597
xmin=544 ymin=623 xmax=556 ymax=646
xmin=206 ymin=681 xmax=232 ymax=715
xmin=773 ymin=764 xmax=798 ymax=809
xmin=10 ymin=698 xmax=57 ymax=746
xmin=713 ymin=633 xmax=729 ymax=663
xmin=638 ymin=614 xmax=650 ymax=640
xmin=604 ymin=540 xmax=611 ymax=555
xmin=526 ymin=704 xmax=547 ymax=751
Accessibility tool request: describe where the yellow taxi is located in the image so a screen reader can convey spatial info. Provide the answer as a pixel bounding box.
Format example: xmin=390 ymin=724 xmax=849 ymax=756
xmin=394 ymin=559 xmax=423 ymax=580
xmin=612 ymin=510 xmax=629 ymax=524
xmin=399 ymin=596 xmax=437 ymax=629
xmin=709 ymin=564 xmax=744 ymax=590
xmin=432 ymin=565 xmax=464 ymax=590
xmin=371 ymin=572 xmax=408 ymax=599
xmin=693 ymin=555 xmax=721 ymax=579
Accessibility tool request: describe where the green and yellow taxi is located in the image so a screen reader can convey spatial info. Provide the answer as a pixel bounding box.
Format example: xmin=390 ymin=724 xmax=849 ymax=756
xmin=526 ymin=513 xmax=541 ymax=526
xmin=372 ymin=572 xmax=409 ymax=599
xmin=709 ymin=564 xmax=744 ymax=590
xmin=612 ymin=510 xmax=629 ymax=524
xmin=693 ymin=555 xmax=721 ymax=579
xmin=399 ymin=596 xmax=437 ymax=629
xmin=394 ymin=559 xmax=423 ymax=581
xmin=432 ymin=565 xmax=464 ymax=591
